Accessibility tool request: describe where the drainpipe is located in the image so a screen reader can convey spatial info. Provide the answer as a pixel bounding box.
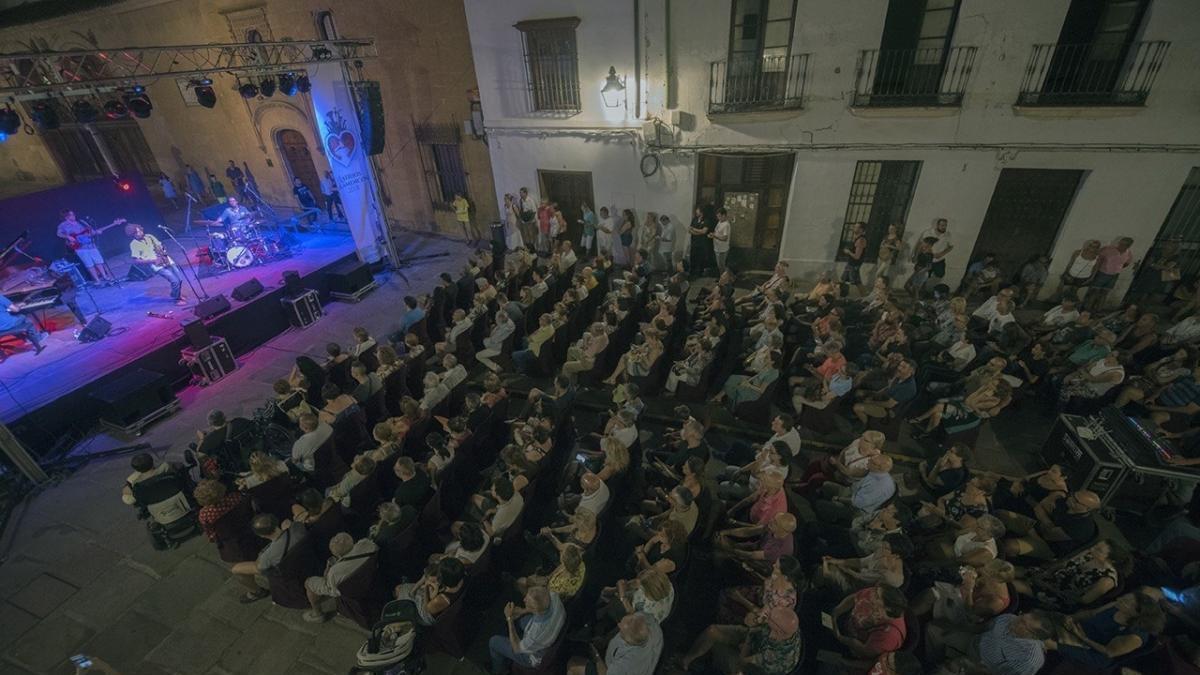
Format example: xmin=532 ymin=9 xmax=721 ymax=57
xmin=634 ymin=0 xmax=642 ymax=119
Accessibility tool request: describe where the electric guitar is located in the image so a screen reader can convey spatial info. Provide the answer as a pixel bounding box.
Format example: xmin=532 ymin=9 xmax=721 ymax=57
xmin=65 ymin=218 xmax=126 ymax=250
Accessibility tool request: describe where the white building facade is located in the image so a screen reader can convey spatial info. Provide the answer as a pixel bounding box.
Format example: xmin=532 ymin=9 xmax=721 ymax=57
xmin=464 ymin=0 xmax=1200 ymax=304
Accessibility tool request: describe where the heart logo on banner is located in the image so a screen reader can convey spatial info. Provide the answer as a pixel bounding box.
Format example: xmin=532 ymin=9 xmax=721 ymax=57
xmin=326 ymin=130 xmax=358 ymax=168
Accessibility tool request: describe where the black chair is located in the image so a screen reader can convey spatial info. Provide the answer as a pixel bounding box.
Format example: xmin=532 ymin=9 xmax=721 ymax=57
xmin=383 ymin=367 xmax=410 ymax=416
xmin=264 ymin=530 xmax=321 ymax=609
xmin=210 ymin=497 xmax=263 ymax=563
xmin=312 ymin=437 xmax=349 ymax=491
xmin=246 ymin=474 xmax=298 ymax=522
xmin=357 ymin=344 xmax=380 ymax=372
xmin=335 ymin=553 xmax=385 ymax=629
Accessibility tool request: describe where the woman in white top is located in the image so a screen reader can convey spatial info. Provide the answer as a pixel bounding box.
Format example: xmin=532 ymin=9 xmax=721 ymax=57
xmin=502 ymin=194 xmax=526 ymax=251
xmin=1061 ymin=239 xmax=1101 ymax=295
xmin=1059 ymin=351 xmax=1126 ymax=404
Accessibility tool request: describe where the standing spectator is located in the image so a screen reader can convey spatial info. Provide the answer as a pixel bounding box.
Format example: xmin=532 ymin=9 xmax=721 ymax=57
xmin=293 ymin=177 xmax=318 ymax=226
xmin=1060 ymin=239 xmax=1101 ymax=301
xmin=321 ymin=170 xmax=346 ymax=222
xmin=578 ymin=203 xmax=597 ymax=256
xmin=875 ymin=222 xmax=903 ymax=287
xmin=657 ymin=214 xmax=676 ymax=272
xmin=1018 ymin=254 xmax=1051 ymax=307
xmin=536 ymin=199 xmax=554 ymax=257
xmin=596 ymin=206 xmax=616 ymax=257
xmin=207 ymin=173 xmax=227 ymax=201
xmin=225 ymin=160 xmax=245 ymax=196
xmin=710 ymin=208 xmax=732 ymax=273
xmin=1085 ymin=237 xmax=1135 ymax=311
xmin=453 ymin=192 xmax=480 ymax=245
xmin=688 ymin=204 xmax=715 ymax=277
xmin=841 ymin=221 xmax=869 ymax=297
xmin=518 ymin=187 xmax=538 ymax=245
xmin=617 ymin=208 xmax=636 ymax=267
xmin=185 ymin=164 xmax=206 ymax=198
xmin=919 ymin=217 xmax=954 ymax=287
xmin=158 ymin=173 xmax=179 ymax=209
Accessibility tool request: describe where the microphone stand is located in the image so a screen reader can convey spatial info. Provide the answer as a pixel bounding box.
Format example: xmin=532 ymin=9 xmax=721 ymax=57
xmin=183 ymin=192 xmax=197 ymax=233
xmin=157 ymin=225 xmax=208 ymax=300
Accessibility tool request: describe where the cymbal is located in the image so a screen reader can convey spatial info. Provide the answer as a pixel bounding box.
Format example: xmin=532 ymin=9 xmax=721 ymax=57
xmin=193 ymin=219 xmax=222 ymax=226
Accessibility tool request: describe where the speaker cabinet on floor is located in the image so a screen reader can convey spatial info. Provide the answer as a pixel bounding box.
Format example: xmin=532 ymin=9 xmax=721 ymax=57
xmin=193 ymin=294 xmax=231 ymax=320
xmin=231 ymin=277 xmax=264 ymax=302
xmin=77 ymin=316 xmax=112 ymax=343
xmin=90 ymin=368 xmax=179 ymax=436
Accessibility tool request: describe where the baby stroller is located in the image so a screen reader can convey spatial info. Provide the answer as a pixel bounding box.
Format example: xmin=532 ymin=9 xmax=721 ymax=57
xmin=350 ymin=600 xmax=425 ymax=675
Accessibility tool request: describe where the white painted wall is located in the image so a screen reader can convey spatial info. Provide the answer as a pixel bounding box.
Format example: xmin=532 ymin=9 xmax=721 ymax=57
xmin=465 ymin=0 xmax=1200 ymax=303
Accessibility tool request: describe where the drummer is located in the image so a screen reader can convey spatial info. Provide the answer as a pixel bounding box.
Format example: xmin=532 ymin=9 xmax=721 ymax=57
xmin=217 ymin=196 xmax=255 ymax=237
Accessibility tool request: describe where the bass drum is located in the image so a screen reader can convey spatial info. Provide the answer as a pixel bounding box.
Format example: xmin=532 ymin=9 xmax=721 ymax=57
xmin=226 ymin=246 xmax=255 ymax=268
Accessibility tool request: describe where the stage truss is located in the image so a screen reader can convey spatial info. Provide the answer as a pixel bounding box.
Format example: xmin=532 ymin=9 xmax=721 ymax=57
xmin=0 ymin=38 xmax=377 ymax=101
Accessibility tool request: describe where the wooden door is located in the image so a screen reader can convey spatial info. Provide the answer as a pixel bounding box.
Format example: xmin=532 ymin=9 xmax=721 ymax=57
xmin=967 ymin=169 xmax=1084 ymax=277
xmin=537 ymin=170 xmax=595 ymax=245
xmin=695 ymin=153 xmax=793 ymax=270
xmin=277 ymin=129 xmax=323 ymax=207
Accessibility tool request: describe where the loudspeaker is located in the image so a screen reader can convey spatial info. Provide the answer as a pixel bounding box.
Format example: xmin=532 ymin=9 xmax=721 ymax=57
xmin=231 ymin=278 xmax=264 ymax=301
xmin=193 ymin=294 xmax=230 ymax=320
xmin=355 ymin=80 xmax=385 ymax=156
xmin=89 ymin=368 xmax=175 ymax=428
xmin=181 ymin=317 xmax=211 ymax=349
xmin=126 ymin=264 xmax=152 ymax=281
xmin=325 ymin=261 xmax=374 ymax=295
xmin=77 ymin=315 xmax=112 ymax=343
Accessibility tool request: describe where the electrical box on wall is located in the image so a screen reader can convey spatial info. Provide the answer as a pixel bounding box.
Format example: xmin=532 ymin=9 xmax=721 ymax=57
xmin=641 ymin=120 xmax=676 ymax=147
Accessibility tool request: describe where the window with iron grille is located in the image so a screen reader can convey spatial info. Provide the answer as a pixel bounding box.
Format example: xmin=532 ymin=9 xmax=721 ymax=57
xmin=838 ymin=160 xmax=922 ymax=262
xmin=415 ymin=121 xmax=468 ymax=209
xmin=516 ymin=17 xmax=581 ymax=113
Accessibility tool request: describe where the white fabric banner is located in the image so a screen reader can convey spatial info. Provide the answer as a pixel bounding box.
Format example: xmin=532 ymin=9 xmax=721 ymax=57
xmin=308 ymin=63 xmax=383 ymax=263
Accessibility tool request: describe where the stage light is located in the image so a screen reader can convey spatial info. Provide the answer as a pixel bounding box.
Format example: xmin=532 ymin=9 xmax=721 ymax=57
xmin=312 ymin=46 xmax=332 ymax=61
xmin=113 ymin=176 xmax=133 ymax=192
xmin=239 ymin=82 xmax=259 ymax=99
xmin=259 ymin=76 xmax=276 ymax=98
xmin=103 ymin=99 xmax=129 ymax=119
xmin=193 ymin=78 xmax=216 ymax=108
xmin=296 ymin=74 xmax=311 ymax=93
xmin=125 ymin=92 xmax=152 ymax=118
xmin=31 ymin=102 xmax=59 ymax=130
xmin=0 ymin=106 xmax=19 ymax=135
xmin=278 ymin=73 xmax=298 ymax=96
xmin=130 ymin=84 xmax=146 ymax=95
xmin=71 ymin=100 xmax=98 ymax=123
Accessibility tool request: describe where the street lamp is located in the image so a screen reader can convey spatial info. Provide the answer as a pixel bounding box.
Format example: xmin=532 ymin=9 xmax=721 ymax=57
xmin=601 ymin=66 xmax=626 ymax=108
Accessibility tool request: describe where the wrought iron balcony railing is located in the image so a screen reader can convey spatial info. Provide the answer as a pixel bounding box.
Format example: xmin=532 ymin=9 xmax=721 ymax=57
xmin=708 ymin=53 xmax=809 ymax=114
xmin=852 ymin=46 xmax=977 ymax=107
xmin=1017 ymin=40 xmax=1169 ymax=106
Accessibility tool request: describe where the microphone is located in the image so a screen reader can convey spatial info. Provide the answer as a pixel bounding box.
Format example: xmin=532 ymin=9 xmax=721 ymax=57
xmin=184 ymin=192 xmax=198 ymax=203
xmin=157 ymin=225 xmax=174 ymax=234
xmin=147 ymin=310 xmax=174 ymax=319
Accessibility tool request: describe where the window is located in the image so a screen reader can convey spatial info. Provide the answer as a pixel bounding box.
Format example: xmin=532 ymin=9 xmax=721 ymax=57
xmin=838 ymin=161 xmax=921 ymax=262
xmin=37 ymin=118 xmax=160 ymax=183
xmin=729 ymin=0 xmax=797 ymax=68
xmin=415 ymin=121 xmax=467 ymax=209
xmin=516 ymin=17 xmax=581 ymax=113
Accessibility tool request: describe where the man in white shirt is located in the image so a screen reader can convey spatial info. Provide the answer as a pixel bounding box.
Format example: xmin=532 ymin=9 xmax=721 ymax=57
xmin=489 ymin=476 xmax=525 ymax=537
xmin=656 ymin=214 xmax=676 ymax=272
xmin=767 ymin=413 xmax=803 ymax=458
xmin=439 ymin=354 xmax=468 ymax=390
xmin=303 ymin=532 xmax=378 ymax=622
xmin=319 ymin=170 xmax=345 ymax=222
xmin=596 ymin=207 xmax=616 ymax=256
xmin=919 ymin=218 xmax=953 ymax=282
xmin=710 ymin=208 xmax=732 ymax=272
xmin=1037 ymin=298 xmax=1080 ymax=332
xmin=1163 ymin=314 xmax=1200 ymax=347
xmin=477 ymin=310 xmax=516 ymax=373
xmin=576 ymin=472 xmax=611 ymax=516
xmin=291 ymin=413 xmax=333 ymax=473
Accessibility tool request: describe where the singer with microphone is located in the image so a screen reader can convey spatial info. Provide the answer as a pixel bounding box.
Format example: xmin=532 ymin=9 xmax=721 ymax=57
xmin=56 ymin=209 xmax=119 ymax=284
xmin=126 ymin=223 xmax=187 ymax=306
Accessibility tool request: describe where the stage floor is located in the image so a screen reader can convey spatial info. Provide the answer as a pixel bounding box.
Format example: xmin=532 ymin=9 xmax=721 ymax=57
xmin=0 ymin=230 xmax=357 ymax=423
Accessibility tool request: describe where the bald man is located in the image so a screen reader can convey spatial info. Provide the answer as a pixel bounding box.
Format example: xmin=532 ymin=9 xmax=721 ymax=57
xmin=567 ymin=612 xmax=663 ymax=675
xmin=816 ymin=455 xmax=897 ymax=525
xmin=1001 ymin=489 xmax=1100 ymax=561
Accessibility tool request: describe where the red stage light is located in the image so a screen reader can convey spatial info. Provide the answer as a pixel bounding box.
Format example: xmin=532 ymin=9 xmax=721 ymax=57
xmin=117 ymin=180 xmax=132 ymax=192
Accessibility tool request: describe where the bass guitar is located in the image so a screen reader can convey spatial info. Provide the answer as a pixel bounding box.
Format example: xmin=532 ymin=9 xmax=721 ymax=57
xmin=66 ymin=218 xmax=127 ymax=250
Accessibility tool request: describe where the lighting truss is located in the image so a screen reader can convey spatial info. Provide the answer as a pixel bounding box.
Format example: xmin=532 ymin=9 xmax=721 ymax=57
xmin=0 ymin=38 xmax=377 ymax=101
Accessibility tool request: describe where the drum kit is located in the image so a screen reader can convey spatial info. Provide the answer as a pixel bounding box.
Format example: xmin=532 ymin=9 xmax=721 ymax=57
xmin=191 ymin=218 xmax=288 ymax=271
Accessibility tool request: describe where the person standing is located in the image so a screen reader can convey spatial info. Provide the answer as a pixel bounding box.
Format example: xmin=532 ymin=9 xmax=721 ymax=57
xmin=536 ymin=199 xmax=554 ymax=257
xmin=597 ymin=207 xmax=615 ymax=258
xmin=158 ymin=173 xmax=179 ymax=209
xmin=503 ymin=193 xmax=526 ymax=252
xmin=616 ymin=208 xmax=636 ymax=268
xmin=657 ymin=214 xmax=676 ymax=272
xmin=841 ymin=221 xmax=868 ymax=297
xmin=688 ymin=205 xmax=714 ymax=278
xmin=875 ymin=223 xmax=903 ymax=287
xmin=225 ymin=160 xmax=245 ymax=196
xmin=56 ymin=210 xmax=117 ymax=284
xmin=320 ymin=171 xmax=346 ymax=222
xmin=207 ymin=173 xmax=227 ymax=202
xmin=126 ymin=223 xmax=187 ymax=306
xmin=1085 ymin=237 xmax=1135 ymax=311
xmin=578 ymin=203 xmax=597 ymax=256
xmin=293 ymin=177 xmax=318 ymax=227
xmin=710 ymin=208 xmax=732 ymax=273
xmin=185 ymin=164 xmax=206 ymax=199
xmin=518 ymin=187 xmax=538 ymax=246
xmin=919 ymin=217 xmax=954 ymax=288
xmin=452 ymin=192 xmax=478 ymax=245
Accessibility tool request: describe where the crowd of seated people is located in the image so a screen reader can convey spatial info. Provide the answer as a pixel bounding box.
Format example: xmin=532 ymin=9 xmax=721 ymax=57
xmin=117 ymin=234 xmax=1200 ymax=675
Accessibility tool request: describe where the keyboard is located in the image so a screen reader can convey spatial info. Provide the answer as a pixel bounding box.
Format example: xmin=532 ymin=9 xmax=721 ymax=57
xmin=8 ymin=287 xmax=61 ymax=313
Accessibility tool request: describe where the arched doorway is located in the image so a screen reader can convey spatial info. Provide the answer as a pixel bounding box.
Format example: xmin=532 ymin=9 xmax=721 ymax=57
xmin=276 ymin=129 xmax=323 ymax=207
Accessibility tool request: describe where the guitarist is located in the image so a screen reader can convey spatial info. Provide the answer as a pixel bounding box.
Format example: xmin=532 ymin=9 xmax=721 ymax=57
xmin=126 ymin=224 xmax=187 ymax=306
xmin=57 ymin=210 xmax=121 ymax=284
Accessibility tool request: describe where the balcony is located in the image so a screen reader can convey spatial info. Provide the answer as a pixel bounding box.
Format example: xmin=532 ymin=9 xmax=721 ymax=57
xmin=708 ymin=53 xmax=810 ymax=115
xmin=852 ymin=46 xmax=977 ymax=108
xmin=1017 ymin=41 xmax=1170 ymax=107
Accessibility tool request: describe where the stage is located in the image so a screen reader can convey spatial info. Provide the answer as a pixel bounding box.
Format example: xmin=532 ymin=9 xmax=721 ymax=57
xmin=0 ymin=229 xmax=358 ymax=451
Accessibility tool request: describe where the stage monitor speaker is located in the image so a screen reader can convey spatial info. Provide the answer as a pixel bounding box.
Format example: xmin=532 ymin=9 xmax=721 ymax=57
xmin=181 ymin=317 xmax=211 ymax=349
xmin=126 ymin=264 xmax=152 ymax=281
xmin=77 ymin=315 xmax=112 ymax=343
xmin=325 ymin=261 xmax=374 ymax=295
xmin=89 ymin=368 xmax=174 ymax=428
xmin=193 ymin=294 xmax=231 ymax=321
xmin=356 ymin=80 xmax=385 ymax=156
xmin=231 ymin=278 xmax=264 ymax=302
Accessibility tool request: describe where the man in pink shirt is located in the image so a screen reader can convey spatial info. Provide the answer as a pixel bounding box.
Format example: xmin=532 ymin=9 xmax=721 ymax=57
xmin=1085 ymin=237 xmax=1134 ymax=311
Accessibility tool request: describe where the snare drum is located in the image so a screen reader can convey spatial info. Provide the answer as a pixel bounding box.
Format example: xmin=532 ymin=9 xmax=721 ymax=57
xmin=209 ymin=232 xmax=229 ymax=253
xmin=226 ymin=246 xmax=255 ymax=268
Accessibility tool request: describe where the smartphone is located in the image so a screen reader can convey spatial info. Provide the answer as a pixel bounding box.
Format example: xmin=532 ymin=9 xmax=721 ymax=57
xmin=575 ymin=452 xmax=588 ymax=463
xmin=1162 ymin=586 xmax=1185 ymax=603
xmin=820 ymin=612 xmax=834 ymax=630
xmin=70 ymin=654 xmax=93 ymax=668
